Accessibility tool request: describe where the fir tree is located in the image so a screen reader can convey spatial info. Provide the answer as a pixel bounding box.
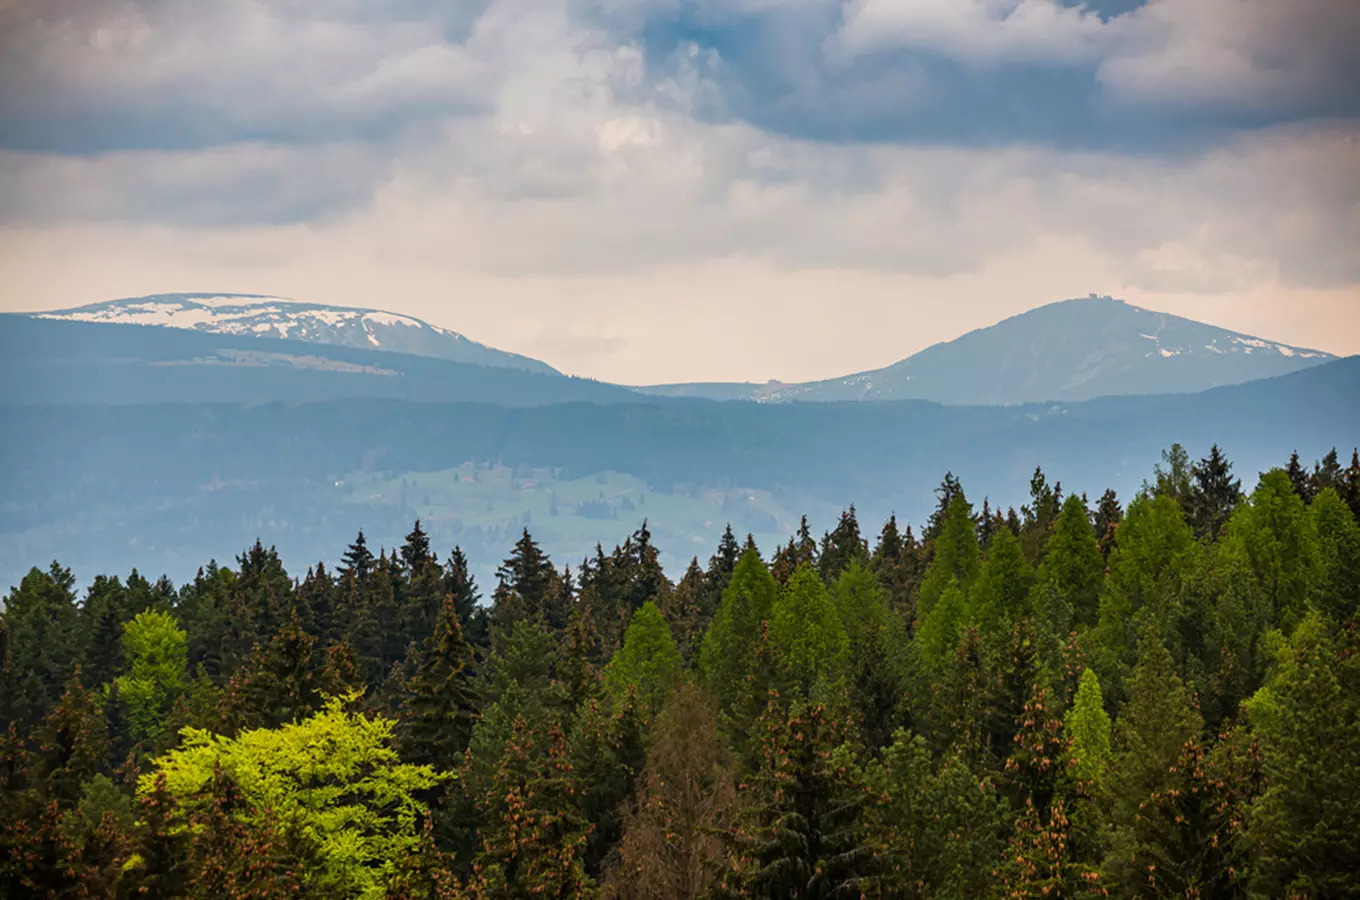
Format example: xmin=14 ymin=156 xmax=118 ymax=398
xmin=444 ymin=546 xmax=489 ymax=651
xmin=725 ymin=700 xmax=877 ymax=898
xmin=1246 ymin=614 xmax=1360 ymax=898
xmin=341 ymin=530 xmax=376 ymax=583
xmin=1284 ymin=450 xmax=1314 ymax=503
xmin=1104 ymin=627 xmax=1205 ymax=894
xmin=399 ymin=596 xmax=481 ymax=772
xmin=472 ymin=719 xmax=594 ymax=898
xmin=400 ymin=519 xmax=434 ymax=572
xmin=1188 ymin=444 xmax=1243 ymax=540
xmin=1093 ymin=489 xmax=1122 ymax=561
xmin=818 ymin=507 xmax=868 ymax=584
xmin=917 ymin=492 xmax=980 ymax=620
xmin=699 ymin=548 xmax=778 ymax=723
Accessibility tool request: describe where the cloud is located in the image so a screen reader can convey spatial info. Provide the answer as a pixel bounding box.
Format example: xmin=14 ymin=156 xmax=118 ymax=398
xmin=0 ymin=0 xmax=494 ymax=153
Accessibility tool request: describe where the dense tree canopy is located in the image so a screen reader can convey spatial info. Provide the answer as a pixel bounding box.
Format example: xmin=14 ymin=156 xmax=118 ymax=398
xmin=1 ymin=443 xmax=1357 ymax=897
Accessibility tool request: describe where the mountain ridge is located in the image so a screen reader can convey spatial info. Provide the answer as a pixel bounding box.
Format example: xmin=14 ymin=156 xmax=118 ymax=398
xmin=30 ymin=292 xmax=560 ymax=375
xmin=638 ymin=295 xmax=1334 ymax=405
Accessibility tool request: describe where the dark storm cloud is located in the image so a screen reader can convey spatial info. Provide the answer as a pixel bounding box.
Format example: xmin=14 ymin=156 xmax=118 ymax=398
xmin=1 ymin=0 xmax=1356 ymax=158
xmin=602 ymin=0 xmax=1360 ymax=152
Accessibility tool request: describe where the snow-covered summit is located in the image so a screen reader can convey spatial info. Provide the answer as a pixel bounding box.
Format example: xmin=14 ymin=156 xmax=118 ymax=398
xmin=32 ymin=293 xmax=559 ymax=375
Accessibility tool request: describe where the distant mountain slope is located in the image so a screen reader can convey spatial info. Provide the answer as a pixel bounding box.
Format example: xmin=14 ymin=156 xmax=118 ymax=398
xmin=31 ymin=292 xmax=559 ymax=375
xmin=3 ymin=356 xmax=1356 ymax=589
xmin=640 ymin=296 xmax=1335 ymax=405
xmin=0 ymin=316 xmax=634 ymax=407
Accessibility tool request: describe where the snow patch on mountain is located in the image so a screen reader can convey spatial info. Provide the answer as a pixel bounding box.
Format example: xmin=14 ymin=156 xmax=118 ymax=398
xmin=30 ymin=293 xmax=560 ymax=375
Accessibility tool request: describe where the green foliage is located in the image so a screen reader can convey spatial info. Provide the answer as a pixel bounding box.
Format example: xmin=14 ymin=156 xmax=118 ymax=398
xmin=1311 ymin=487 xmax=1360 ymax=624
xmin=1037 ymin=494 xmax=1105 ymax=628
xmin=1222 ymin=469 xmax=1322 ymax=633
xmin=724 ymin=699 xmax=877 ymax=898
xmin=140 ymin=692 xmax=448 ymax=899
xmin=862 ymin=731 xmax=1007 ymax=898
xmin=1246 ymin=613 xmax=1360 ymax=898
xmin=831 ymin=561 xmax=908 ymax=749
xmin=603 ymin=601 xmax=683 ymax=718
xmin=1063 ymin=668 xmax=1111 ymax=790
xmin=700 ymin=548 xmax=778 ymax=726
xmin=118 ymin=609 xmax=190 ymax=746
xmin=918 ymin=493 xmax=980 ymax=618
xmin=399 ymin=597 xmax=481 ymax=772
xmin=968 ymin=526 xmax=1033 ymax=635
xmin=769 ymin=562 xmax=849 ymax=696
xmin=1104 ymin=627 xmax=1205 ymax=893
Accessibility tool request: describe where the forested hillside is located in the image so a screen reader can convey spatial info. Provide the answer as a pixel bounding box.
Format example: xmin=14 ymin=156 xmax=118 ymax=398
xmin=3 ymin=445 xmax=1359 ymax=897
xmin=5 ymin=357 xmax=1359 ymax=592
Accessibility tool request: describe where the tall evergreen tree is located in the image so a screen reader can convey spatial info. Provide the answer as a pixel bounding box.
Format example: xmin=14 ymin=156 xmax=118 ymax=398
xmin=818 ymin=507 xmax=868 ymax=584
xmin=724 ymin=700 xmax=876 ymax=898
xmin=1188 ymin=444 xmax=1243 ymax=540
xmin=1093 ymin=489 xmax=1122 ymax=561
xmin=1104 ymin=627 xmax=1205 ymax=894
xmin=1246 ymin=613 xmax=1360 ymax=898
xmin=917 ymin=492 xmax=980 ymax=621
xmin=1036 ymin=493 xmax=1105 ymax=629
xmin=399 ymin=597 xmax=481 ymax=771
xmin=491 ymin=529 xmax=563 ymax=635
xmin=699 ymin=548 xmax=778 ymax=725
xmin=1284 ymin=450 xmax=1314 ymax=503
xmin=3 ymin=563 xmax=80 ymax=721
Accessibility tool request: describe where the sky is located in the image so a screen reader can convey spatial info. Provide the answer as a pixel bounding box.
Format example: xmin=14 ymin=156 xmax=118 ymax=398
xmin=0 ymin=0 xmax=1357 ymax=385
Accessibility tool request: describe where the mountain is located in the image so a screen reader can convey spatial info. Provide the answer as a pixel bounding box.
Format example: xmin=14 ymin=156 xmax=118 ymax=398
xmin=0 ymin=316 xmax=636 ymax=407
xmin=639 ymin=295 xmax=1335 ymax=405
xmin=30 ymin=292 xmax=559 ymax=375
xmin=4 ymin=356 xmax=1356 ymax=590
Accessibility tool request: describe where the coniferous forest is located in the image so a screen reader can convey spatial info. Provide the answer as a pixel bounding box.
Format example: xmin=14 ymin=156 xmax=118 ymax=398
xmin=3 ymin=444 xmax=1359 ymax=899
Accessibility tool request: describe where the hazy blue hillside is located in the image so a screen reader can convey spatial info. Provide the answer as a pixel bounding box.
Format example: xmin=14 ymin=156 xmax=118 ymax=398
xmin=0 ymin=315 xmax=634 ymax=407
xmin=30 ymin=292 xmax=559 ymax=374
xmin=3 ymin=357 xmax=1355 ymax=591
xmin=641 ymin=296 xmax=1334 ymax=405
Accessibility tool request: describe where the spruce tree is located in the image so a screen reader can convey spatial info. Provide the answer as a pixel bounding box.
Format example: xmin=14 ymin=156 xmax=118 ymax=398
xmin=1104 ymin=627 xmax=1204 ymax=893
xmin=1246 ymin=613 xmax=1360 ymax=897
xmin=472 ymin=719 xmax=594 ymax=898
xmin=917 ymin=492 xmax=980 ymax=620
xmin=341 ymin=530 xmax=376 ymax=583
xmin=1284 ymin=450 xmax=1314 ymax=503
xmin=1188 ymin=444 xmax=1242 ymax=540
xmin=1093 ymin=489 xmax=1122 ymax=560
xmin=444 ymin=546 xmax=489 ymax=651
xmin=399 ymin=596 xmax=481 ymax=772
xmin=3 ymin=563 xmax=80 ymax=720
xmin=725 ymin=699 xmax=876 ymax=898
xmin=831 ymin=561 xmax=908 ymax=750
xmin=1343 ymin=448 xmax=1360 ymax=521
xmin=818 ymin=507 xmax=868 ymax=584
xmin=1311 ymin=487 xmax=1360 ymax=624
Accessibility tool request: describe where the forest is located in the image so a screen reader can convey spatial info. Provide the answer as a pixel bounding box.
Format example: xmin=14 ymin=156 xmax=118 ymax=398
xmin=2 ymin=443 xmax=1359 ymax=899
